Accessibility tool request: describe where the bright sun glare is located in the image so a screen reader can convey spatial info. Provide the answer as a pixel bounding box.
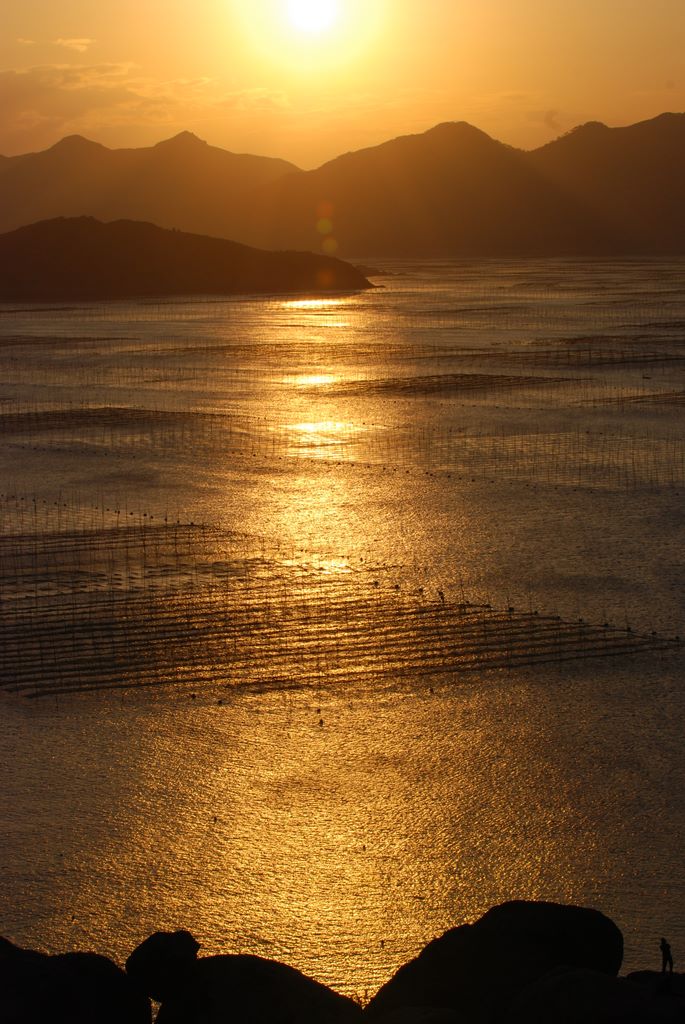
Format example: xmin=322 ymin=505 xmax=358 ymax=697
xmin=235 ymin=0 xmax=384 ymax=75
xmin=285 ymin=0 xmax=340 ymax=34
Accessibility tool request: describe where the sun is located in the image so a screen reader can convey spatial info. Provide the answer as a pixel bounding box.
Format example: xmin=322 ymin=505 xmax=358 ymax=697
xmin=285 ymin=0 xmax=340 ymax=35
xmin=233 ymin=0 xmax=386 ymax=75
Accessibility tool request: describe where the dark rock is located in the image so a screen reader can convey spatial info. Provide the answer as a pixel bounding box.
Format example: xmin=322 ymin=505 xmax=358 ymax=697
xmin=0 ymin=935 xmax=43 ymax=962
xmin=365 ymin=901 xmax=623 ymax=1023
xmin=508 ymin=967 xmax=650 ymax=1023
xmin=626 ymin=970 xmax=685 ymax=996
xmin=370 ymin=1009 xmax=461 ymax=1024
xmin=625 ymin=971 xmax=685 ymax=1021
xmin=126 ymin=930 xmax=362 ymax=1023
xmin=478 ymin=900 xmax=623 ymax=975
xmin=0 ymin=935 xmax=151 ymax=1024
xmin=125 ymin=929 xmax=200 ymax=1002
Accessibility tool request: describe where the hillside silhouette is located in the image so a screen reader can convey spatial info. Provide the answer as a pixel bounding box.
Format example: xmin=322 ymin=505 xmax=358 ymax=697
xmin=248 ymin=121 xmax=607 ymax=255
xmin=0 ymin=217 xmax=371 ymax=301
xmin=1 ymin=114 xmax=684 ymax=255
xmin=252 ymin=115 xmax=685 ymax=255
xmin=0 ymin=132 xmax=297 ymax=239
xmin=528 ymin=113 xmax=685 ymax=251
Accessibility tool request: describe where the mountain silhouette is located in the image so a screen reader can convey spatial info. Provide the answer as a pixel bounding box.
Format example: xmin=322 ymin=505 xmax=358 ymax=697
xmin=0 ymin=133 xmax=298 ymax=239
xmin=0 ymin=217 xmax=371 ymax=301
xmin=528 ymin=113 xmax=685 ymax=251
xmin=1 ymin=114 xmax=683 ymax=255
xmin=247 ymin=121 xmax=611 ymax=255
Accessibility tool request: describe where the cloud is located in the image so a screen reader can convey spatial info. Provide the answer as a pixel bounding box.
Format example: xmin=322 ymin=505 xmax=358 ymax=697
xmin=54 ymin=38 xmax=96 ymax=53
xmin=0 ymin=63 xmax=293 ymax=153
xmin=17 ymin=38 xmax=36 ymax=46
xmin=526 ymin=108 xmax=564 ymax=132
xmin=218 ymin=88 xmax=290 ymax=112
xmin=0 ymin=64 xmax=165 ymax=150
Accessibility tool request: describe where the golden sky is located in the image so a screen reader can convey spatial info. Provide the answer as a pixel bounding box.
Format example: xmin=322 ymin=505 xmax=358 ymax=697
xmin=1 ymin=0 xmax=683 ymax=165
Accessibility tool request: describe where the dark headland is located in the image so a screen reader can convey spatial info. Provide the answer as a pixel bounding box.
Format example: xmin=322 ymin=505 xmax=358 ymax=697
xmin=0 ymin=217 xmax=372 ymax=302
xmin=2 ymin=900 xmax=683 ymax=1023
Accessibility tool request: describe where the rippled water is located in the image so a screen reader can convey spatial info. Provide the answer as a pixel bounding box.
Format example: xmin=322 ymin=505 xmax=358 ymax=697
xmin=1 ymin=259 xmax=684 ymax=996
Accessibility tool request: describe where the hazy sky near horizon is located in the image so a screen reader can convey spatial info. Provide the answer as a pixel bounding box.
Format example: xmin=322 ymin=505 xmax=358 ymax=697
xmin=1 ymin=0 xmax=683 ymax=166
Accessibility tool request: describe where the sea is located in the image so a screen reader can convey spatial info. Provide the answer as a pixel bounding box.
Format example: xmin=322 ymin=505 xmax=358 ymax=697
xmin=0 ymin=258 xmax=683 ymax=998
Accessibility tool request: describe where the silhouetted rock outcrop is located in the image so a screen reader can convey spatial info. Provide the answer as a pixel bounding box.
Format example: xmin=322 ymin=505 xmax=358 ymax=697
xmin=125 ymin=929 xmax=201 ymax=1002
xmin=2 ymin=903 xmax=678 ymax=1023
xmin=625 ymin=971 xmax=685 ymax=1021
xmin=508 ymin=966 xmax=685 ymax=1023
xmin=0 ymin=935 xmax=151 ymax=1024
xmin=0 ymin=217 xmax=372 ymax=301
xmin=370 ymin=1010 xmax=459 ymax=1024
xmin=508 ymin=967 xmax=650 ymax=1024
xmin=365 ymin=900 xmax=623 ymax=1023
xmin=126 ymin=929 xmax=362 ymax=1024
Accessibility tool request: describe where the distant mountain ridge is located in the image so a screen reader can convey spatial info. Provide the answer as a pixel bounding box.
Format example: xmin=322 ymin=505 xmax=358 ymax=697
xmin=248 ymin=120 xmax=603 ymax=255
xmin=528 ymin=112 xmax=685 ymax=251
xmin=0 ymin=132 xmax=298 ymax=240
xmin=1 ymin=114 xmax=684 ymax=256
xmin=0 ymin=217 xmax=371 ymax=301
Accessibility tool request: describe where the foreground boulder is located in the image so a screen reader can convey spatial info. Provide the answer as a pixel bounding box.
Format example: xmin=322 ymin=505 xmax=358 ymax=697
xmin=125 ymin=928 xmax=200 ymax=1002
xmin=126 ymin=929 xmax=362 ymax=1024
xmin=369 ymin=1010 xmax=460 ymax=1024
xmin=509 ymin=967 xmax=685 ymax=1023
xmin=0 ymin=935 xmax=151 ymax=1024
xmin=625 ymin=972 xmax=685 ymax=1022
xmin=365 ymin=901 xmax=623 ymax=1024
xmin=508 ymin=967 xmax=650 ymax=1023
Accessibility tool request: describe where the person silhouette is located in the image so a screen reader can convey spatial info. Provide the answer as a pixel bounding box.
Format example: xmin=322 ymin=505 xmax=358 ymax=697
xmin=660 ymin=937 xmax=673 ymax=974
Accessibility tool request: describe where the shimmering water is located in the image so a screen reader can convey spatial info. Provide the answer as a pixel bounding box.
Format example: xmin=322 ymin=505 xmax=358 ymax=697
xmin=0 ymin=259 xmax=684 ymax=997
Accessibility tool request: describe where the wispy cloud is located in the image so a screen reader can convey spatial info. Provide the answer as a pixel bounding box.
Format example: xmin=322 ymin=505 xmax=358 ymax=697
xmin=0 ymin=64 xmax=293 ymax=153
xmin=53 ymin=38 xmax=96 ymax=53
xmin=0 ymin=64 xmax=164 ymax=149
xmin=218 ymin=88 xmax=290 ymax=112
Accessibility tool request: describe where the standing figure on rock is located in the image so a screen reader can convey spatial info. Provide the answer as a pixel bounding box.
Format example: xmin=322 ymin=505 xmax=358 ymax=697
xmin=660 ymin=937 xmax=674 ymax=974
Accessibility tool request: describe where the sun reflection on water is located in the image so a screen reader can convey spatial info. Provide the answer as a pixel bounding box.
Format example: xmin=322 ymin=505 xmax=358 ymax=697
xmin=281 ymin=298 xmax=349 ymax=310
xmin=282 ymin=373 xmax=340 ymax=387
xmin=287 ymin=420 xmax=365 ymax=459
xmin=279 ymin=296 xmax=354 ymax=329
xmin=1 ymin=263 xmax=684 ymax=998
